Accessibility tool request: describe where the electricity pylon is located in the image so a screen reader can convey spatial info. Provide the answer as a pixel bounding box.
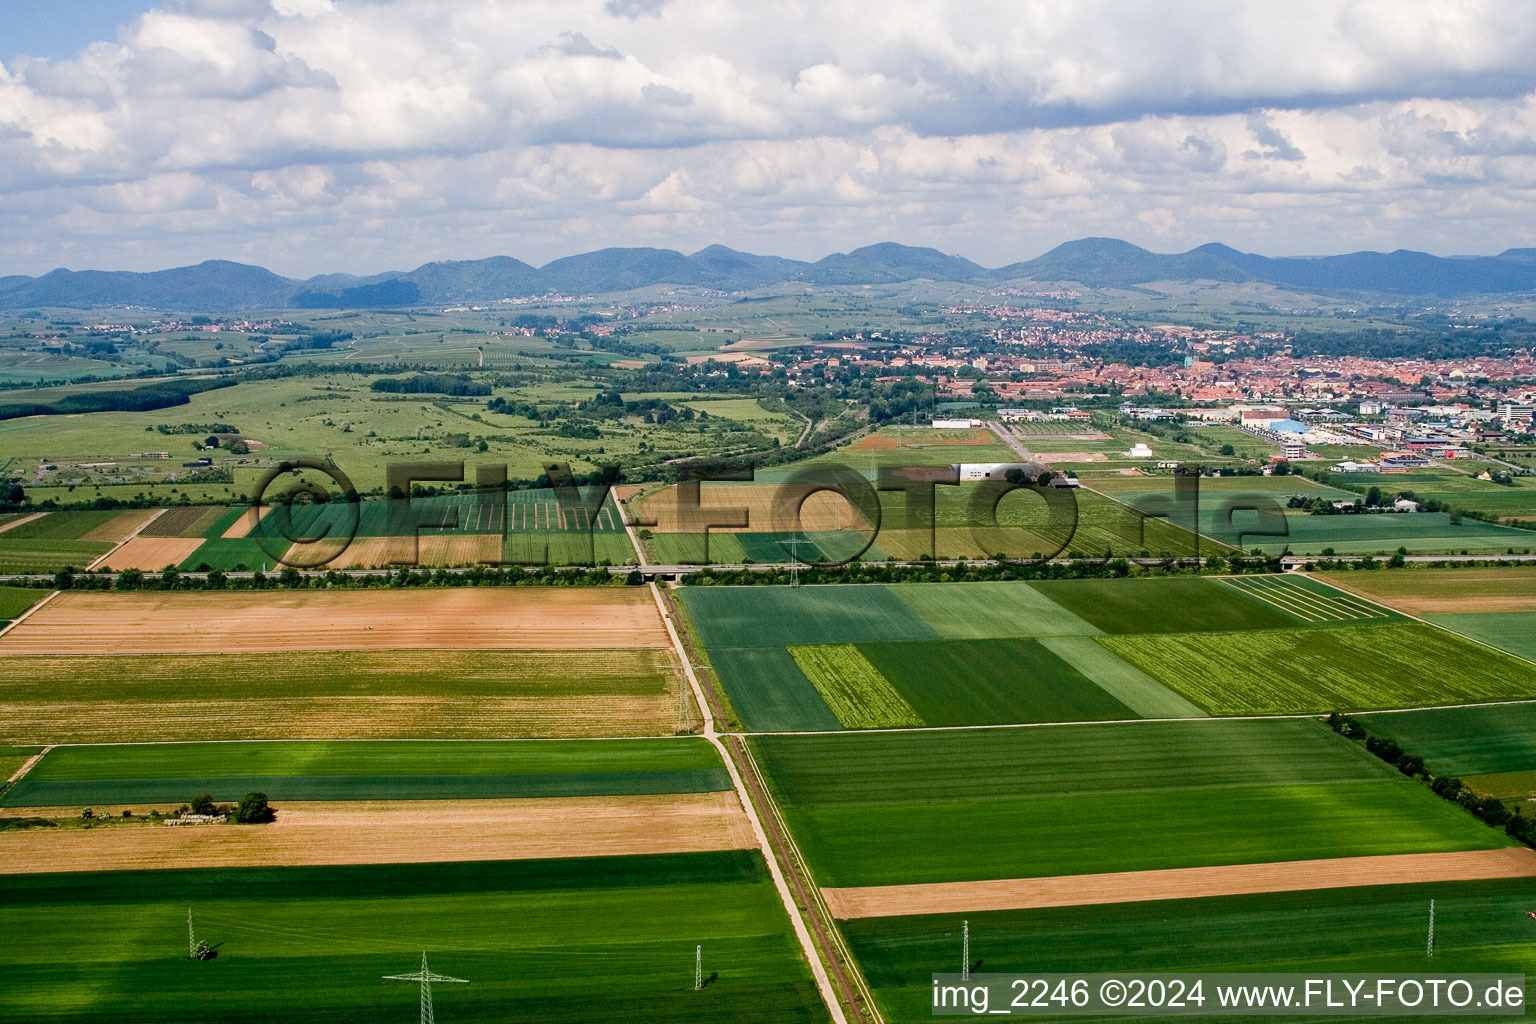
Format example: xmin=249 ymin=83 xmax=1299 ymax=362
xmin=385 ymin=952 xmax=468 ymax=1024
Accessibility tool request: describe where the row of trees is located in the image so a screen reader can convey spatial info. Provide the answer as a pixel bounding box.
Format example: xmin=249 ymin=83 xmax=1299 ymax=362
xmin=1328 ymin=714 xmax=1536 ymax=846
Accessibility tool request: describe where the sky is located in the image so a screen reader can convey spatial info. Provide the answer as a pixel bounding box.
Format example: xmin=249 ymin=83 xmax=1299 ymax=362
xmin=0 ymin=0 xmax=1533 ymax=277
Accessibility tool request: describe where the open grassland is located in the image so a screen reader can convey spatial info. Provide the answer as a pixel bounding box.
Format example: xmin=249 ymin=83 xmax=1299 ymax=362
xmin=1098 ymin=621 xmax=1536 ymax=715
xmin=3 ymin=738 xmax=729 ymax=807
xmin=1318 ymin=568 xmax=1536 ymax=614
xmin=1 ymin=588 xmax=670 ymax=654
xmin=0 ymin=586 xmax=45 ymax=621
xmin=844 ymin=879 xmax=1536 ymax=1022
xmin=751 ymin=720 xmax=1505 ymax=887
xmin=0 ymin=793 xmax=755 ymax=873
xmin=1029 ymin=576 xmax=1309 ymax=633
xmin=0 ymin=649 xmax=684 ymax=743
xmin=0 ymin=852 xmax=830 ymax=1024
xmin=787 ymin=645 xmax=923 ymax=729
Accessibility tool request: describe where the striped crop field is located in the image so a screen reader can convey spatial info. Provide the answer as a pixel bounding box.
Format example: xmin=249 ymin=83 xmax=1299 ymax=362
xmin=1221 ymin=575 xmax=1393 ymax=623
xmin=1098 ymin=621 xmax=1536 ymax=715
xmin=787 ymin=644 xmax=923 ymax=729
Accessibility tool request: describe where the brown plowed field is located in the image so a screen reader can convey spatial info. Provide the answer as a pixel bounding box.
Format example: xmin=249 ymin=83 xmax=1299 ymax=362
xmin=1318 ymin=569 xmax=1536 ymax=614
xmin=822 ymin=848 xmax=1536 ymax=919
xmin=222 ymin=505 xmax=274 ymax=538
xmin=0 ymin=588 xmax=671 ymax=654
xmin=288 ymin=533 xmax=502 ymax=568
xmin=0 ymin=793 xmax=754 ymax=874
xmin=140 ymin=505 xmax=226 ymax=538
xmin=79 ymin=509 xmax=161 ymax=543
xmin=95 ymin=537 xmax=207 ymax=571
xmin=635 ymin=483 xmax=868 ymax=533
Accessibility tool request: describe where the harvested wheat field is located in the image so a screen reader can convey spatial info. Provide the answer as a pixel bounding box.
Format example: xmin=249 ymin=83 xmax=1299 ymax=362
xmin=289 ymin=533 xmax=502 ymax=568
xmin=95 ymin=537 xmax=206 ymax=571
xmin=221 ymin=505 xmax=275 ymax=538
xmin=0 ymin=792 xmax=754 ymax=874
xmin=0 ymin=648 xmax=685 ymax=743
xmin=1318 ymin=569 xmax=1536 ymax=615
xmin=78 ymin=509 xmax=162 ymax=543
xmin=0 ymin=692 xmax=684 ymax=743
xmin=0 ymin=588 xmax=671 ymax=654
xmin=635 ymin=483 xmax=869 ymax=533
xmin=821 ymin=848 xmax=1536 ymax=919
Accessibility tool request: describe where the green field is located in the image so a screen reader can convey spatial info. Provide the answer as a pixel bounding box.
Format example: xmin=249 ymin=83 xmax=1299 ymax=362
xmin=751 ymin=720 xmax=1505 ymax=887
xmin=0 ymin=745 xmax=39 ymax=784
xmin=0 ymin=649 xmax=682 ymax=744
xmin=787 ymin=645 xmax=923 ymax=729
xmin=0 ymin=510 xmax=127 ymax=541
xmin=1246 ymin=511 xmax=1536 ymax=555
xmin=1357 ymin=704 xmax=1536 ymax=777
xmin=2 ymin=738 xmax=730 ymax=807
xmin=0 ymin=539 xmax=112 ymax=573
xmin=887 ymin=581 xmax=1100 ymax=638
xmin=856 ymin=638 xmax=1139 ymax=725
xmin=1426 ymin=612 xmax=1536 ymax=661
xmin=1029 ymin=576 xmax=1307 ymax=633
xmin=681 ymin=586 xmax=936 ymax=650
xmin=845 ymin=879 xmax=1536 ymax=1022
xmin=684 ymin=582 xmax=1218 ymax=731
xmin=0 ymin=852 xmax=830 ymax=1024
xmin=0 ymin=586 xmax=46 ymax=621
xmin=705 ymin=646 xmax=842 ymax=732
xmin=1098 ymin=621 xmax=1536 ymax=715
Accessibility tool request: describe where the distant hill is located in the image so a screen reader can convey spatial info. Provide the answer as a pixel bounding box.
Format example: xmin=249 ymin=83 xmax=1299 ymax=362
xmin=2 ymin=239 xmax=1534 ymax=310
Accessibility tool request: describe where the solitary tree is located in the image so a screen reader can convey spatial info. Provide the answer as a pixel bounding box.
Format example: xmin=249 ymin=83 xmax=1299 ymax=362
xmin=234 ymin=793 xmax=276 ymax=825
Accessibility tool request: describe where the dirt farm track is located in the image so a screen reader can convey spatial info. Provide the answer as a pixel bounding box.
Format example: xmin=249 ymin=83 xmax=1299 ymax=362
xmin=821 ymin=848 xmax=1536 ymax=918
xmin=0 ymin=589 xmax=672 ymax=654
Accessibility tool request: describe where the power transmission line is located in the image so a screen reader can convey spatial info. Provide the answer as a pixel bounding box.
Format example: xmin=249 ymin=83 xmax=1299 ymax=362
xmin=384 ymin=952 xmax=468 ymax=1024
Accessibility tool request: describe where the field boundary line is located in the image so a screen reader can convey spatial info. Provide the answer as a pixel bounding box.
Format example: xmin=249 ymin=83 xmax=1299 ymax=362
xmin=0 ymin=512 xmax=45 ymax=535
xmin=737 ymin=736 xmax=884 ymax=1023
xmin=619 ymin=490 xmax=650 ymax=568
xmin=86 ymin=507 xmax=169 ymax=571
xmin=0 ymin=588 xmax=62 ymax=641
xmin=1250 ymin=576 xmax=1385 ymax=620
xmin=1304 ymin=572 xmax=1536 ymax=674
xmin=1222 ymin=577 xmax=1325 ymax=621
xmin=3 ymin=745 xmax=51 ymax=788
xmin=647 ymin=581 xmax=854 ymax=1024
